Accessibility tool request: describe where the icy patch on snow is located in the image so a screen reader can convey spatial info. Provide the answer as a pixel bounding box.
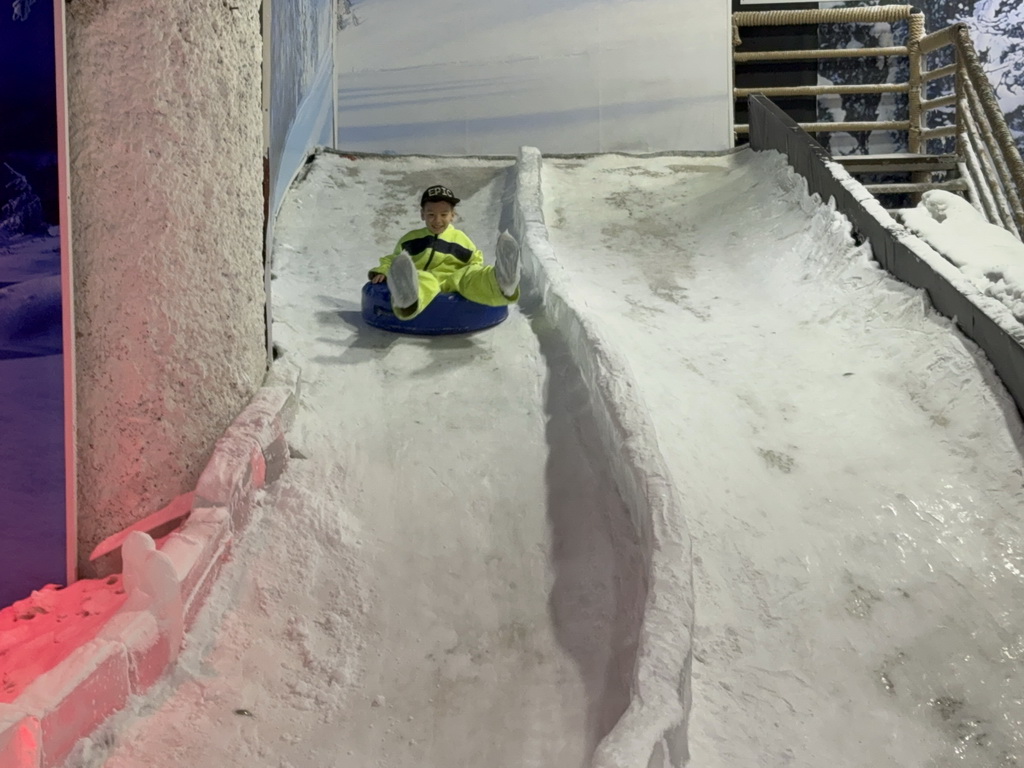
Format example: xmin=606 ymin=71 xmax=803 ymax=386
xmin=901 ymin=190 xmax=1024 ymax=323
xmin=539 ymin=146 xmax=1024 ymax=767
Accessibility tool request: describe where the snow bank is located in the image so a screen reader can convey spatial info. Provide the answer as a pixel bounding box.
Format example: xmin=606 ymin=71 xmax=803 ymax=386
xmin=901 ymin=190 xmax=1024 ymax=322
xmin=0 ymin=362 xmax=299 ymax=768
xmin=0 ymin=275 xmax=62 ymax=354
xmin=510 ymin=146 xmax=694 ymax=768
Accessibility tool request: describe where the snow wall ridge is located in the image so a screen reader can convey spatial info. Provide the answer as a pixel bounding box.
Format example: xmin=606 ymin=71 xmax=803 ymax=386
xmin=3 ymin=360 xmax=301 ymax=768
xmin=510 ymin=146 xmax=694 ymax=768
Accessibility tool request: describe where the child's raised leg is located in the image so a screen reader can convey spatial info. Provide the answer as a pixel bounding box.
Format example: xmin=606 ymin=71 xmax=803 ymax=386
xmin=494 ymin=231 xmax=521 ymax=297
xmin=450 ymin=265 xmax=519 ymax=306
xmin=451 ymin=232 xmax=521 ymax=306
xmin=388 ymin=252 xmax=443 ymax=320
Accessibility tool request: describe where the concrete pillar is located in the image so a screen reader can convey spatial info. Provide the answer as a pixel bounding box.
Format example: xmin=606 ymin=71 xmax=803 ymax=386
xmin=66 ymin=0 xmax=267 ymax=576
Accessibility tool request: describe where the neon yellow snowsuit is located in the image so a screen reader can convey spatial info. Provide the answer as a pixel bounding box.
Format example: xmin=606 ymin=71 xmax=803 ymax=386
xmin=368 ymin=225 xmax=519 ymax=320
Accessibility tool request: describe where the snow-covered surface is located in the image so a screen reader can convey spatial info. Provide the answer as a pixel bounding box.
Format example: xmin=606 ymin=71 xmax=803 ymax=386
xmin=513 ymin=145 xmax=693 ymax=768
xmin=901 ymin=189 xmax=1024 ymax=322
xmin=63 ymin=147 xmax=1024 ymax=767
xmin=74 ymin=154 xmax=646 ymax=767
xmin=540 ymin=149 xmax=1024 ymax=766
xmin=821 ymin=158 xmax=1024 ymax=350
xmin=0 ymin=578 xmax=125 ymax=704
xmin=334 ymin=0 xmax=731 ymax=154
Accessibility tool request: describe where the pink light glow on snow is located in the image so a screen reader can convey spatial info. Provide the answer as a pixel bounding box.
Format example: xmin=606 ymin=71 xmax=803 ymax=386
xmin=7 ymin=721 xmax=39 ymax=768
xmin=0 ymin=577 xmax=126 ymax=704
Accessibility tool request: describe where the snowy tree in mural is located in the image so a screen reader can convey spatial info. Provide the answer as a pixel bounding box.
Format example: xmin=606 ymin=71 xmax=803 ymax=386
xmin=965 ymin=0 xmax=1024 ymax=146
xmin=338 ymin=0 xmax=361 ymax=30
xmin=12 ymin=0 xmax=36 ymax=21
xmin=818 ymin=0 xmax=1024 ymax=155
xmin=817 ymin=18 xmax=906 ymax=154
xmin=0 ymin=163 xmax=45 ymax=239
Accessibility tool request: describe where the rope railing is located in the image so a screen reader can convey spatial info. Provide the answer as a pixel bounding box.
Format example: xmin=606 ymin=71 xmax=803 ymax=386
xmin=736 ymin=120 xmax=910 ymax=136
xmin=921 ymin=63 xmax=957 ymax=83
xmin=734 ymin=83 xmax=910 ymax=99
xmin=919 ymin=25 xmax=958 ymax=55
xmin=733 ymin=5 xmax=916 ymax=46
xmin=907 ymin=13 xmax=926 ymax=152
xmin=921 ymin=93 xmax=958 ymax=111
xmin=734 ymin=46 xmax=907 ymax=63
xmin=957 ymin=28 xmax=1024 ymax=238
xmin=733 ymin=9 xmax=1024 ymax=239
xmin=732 ymin=6 xmax=924 ymax=142
xmin=920 ymin=125 xmax=958 ymax=140
xmin=915 ymin=23 xmax=1024 ymax=237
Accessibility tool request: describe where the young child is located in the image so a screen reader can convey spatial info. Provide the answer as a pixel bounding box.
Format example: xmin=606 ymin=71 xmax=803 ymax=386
xmin=368 ymin=185 xmax=521 ymax=320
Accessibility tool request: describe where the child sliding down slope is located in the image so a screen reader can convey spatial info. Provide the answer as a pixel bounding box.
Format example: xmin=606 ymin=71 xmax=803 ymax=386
xmin=369 ymin=185 xmax=520 ymax=320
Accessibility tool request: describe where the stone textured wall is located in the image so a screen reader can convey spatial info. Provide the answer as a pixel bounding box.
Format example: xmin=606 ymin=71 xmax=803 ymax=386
xmin=66 ymin=0 xmax=267 ymax=576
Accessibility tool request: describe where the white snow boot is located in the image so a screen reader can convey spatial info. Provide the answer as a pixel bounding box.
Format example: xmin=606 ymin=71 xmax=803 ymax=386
xmin=495 ymin=230 xmax=521 ymax=297
xmin=388 ymin=251 xmax=419 ymax=309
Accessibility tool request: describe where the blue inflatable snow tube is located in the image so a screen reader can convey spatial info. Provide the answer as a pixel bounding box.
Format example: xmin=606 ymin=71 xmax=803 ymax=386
xmin=361 ymin=282 xmax=509 ymax=336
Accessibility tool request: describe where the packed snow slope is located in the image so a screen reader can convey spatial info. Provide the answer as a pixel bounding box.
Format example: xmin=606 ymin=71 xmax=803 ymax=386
xmin=541 ymin=149 xmax=1024 ymax=767
xmin=83 ymin=154 xmax=645 ymax=768
xmin=78 ymin=148 xmax=1024 ymax=768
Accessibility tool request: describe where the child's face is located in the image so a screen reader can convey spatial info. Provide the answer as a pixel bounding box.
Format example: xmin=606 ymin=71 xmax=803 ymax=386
xmin=421 ymin=201 xmax=455 ymax=234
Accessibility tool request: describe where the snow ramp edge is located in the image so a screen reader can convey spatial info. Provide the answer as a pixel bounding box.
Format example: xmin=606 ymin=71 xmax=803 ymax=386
xmin=510 ymin=146 xmax=695 ymax=768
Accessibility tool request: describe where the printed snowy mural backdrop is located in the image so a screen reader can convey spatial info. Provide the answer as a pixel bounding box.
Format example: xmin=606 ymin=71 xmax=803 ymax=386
xmin=12 ymin=0 xmax=37 ymax=22
xmin=1 ymin=0 xmax=70 ymax=606
xmin=817 ymin=0 xmax=1024 ymax=156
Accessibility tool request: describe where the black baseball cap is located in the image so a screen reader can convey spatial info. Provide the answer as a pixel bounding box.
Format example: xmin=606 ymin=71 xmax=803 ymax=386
xmin=420 ymin=185 xmax=460 ymax=206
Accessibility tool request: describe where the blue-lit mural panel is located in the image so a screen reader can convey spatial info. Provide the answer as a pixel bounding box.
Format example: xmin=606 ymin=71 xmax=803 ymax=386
xmin=0 ymin=0 xmax=74 ymax=606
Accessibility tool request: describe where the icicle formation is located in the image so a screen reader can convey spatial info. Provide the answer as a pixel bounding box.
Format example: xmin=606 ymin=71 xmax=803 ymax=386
xmin=12 ymin=0 xmax=36 ymax=21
